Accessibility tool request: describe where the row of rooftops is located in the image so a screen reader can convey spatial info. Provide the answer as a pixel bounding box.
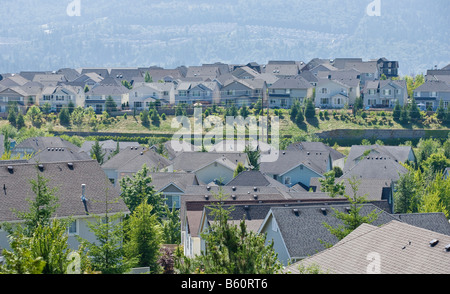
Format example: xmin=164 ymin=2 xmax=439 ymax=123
xmin=0 ymin=57 xmax=410 ymax=101
xmin=1 ymin=134 xmax=449 ymax=273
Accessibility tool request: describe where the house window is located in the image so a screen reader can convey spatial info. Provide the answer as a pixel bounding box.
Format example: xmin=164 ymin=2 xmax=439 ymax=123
xmin=414 ymin=92 xmax=420 ymax=97
xmin=321 ymin=88 xmax=328 ymax=94
xmin=134 ymin=102 xmax=142 ymax=108
xmin=179 ymin=91 xmax=187 ymax=97
xmin=164 ymin=195 xmax=181 ymax=209
xmin=383 ymin=89 xmax=392 ymax=96
xmin=284 ymin=176 xmax=291 ymax=185
xmin=320 ymin=98 xmax=330 ymax=105
xmin=431 ymin=92 xmax=437 ymax=97
xmin=67 ymin=220 xmax=78 ymax=235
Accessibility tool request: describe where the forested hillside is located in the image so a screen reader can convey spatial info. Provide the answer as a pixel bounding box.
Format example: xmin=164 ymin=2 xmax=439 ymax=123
xmin=0 ymin=0 xmax=448 ymax=75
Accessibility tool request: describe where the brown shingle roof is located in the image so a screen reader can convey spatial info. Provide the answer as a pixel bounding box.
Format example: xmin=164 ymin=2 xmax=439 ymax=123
xmin=0 ymin=160 xmax=128 ymax=222
xmin=286 ymin=221 xmax=450 ymax=274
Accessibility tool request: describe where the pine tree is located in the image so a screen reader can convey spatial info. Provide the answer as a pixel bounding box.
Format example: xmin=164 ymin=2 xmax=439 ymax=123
xmin=124 ymin=201 xmax=162 ymax=272
xmin=90 ymin=139 xmax=106 ymax=164
xmin=392 ymin=99 xmax=401 ymax=121
xmin=174 ymin=188 xmax=283 ymax=274
xmin=320 ymin=175 xmax=380 ymax=241
xmin=304 ymin=98 xmax=316 ymax=119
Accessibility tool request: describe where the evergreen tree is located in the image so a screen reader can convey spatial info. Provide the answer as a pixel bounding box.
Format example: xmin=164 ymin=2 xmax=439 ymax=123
xmin=320 ymin=174 xmax=380 ymax=241
xmin=7 ymin=108 xmax=17 ymax=127
xmin=124 ymin=201 xmax=162 ymax=272
xmin=408 ymin=98 xmax=421 ymax=121
xmin=304 ymin=98 xmax=316 ymax=119
xmin=244 ymin=145 xmax=260 ymax=171
xmin=233 ymin=162 xmax=246 ymax=177
xmin=16 ymin=113 xmax=25 ymax=129
xmin=90 ymin=139 xmax=106 ymax=164
xmin=144 ymin=71 xmax=153 ymax=83
xmin=105 ymin=96 xmax=117 ymax=114
xmin=436 ymin=98 xmax=446 ymax=120
xmin=392 ymin=99 xmax=401 ymax=121
xmin=119 ymin=164 xmax=164 ymax=216
xmin=78 ymin=189 xmax=132 ymax=274
xmin=59 ymin=107 xmax=71 ymax=126
xmin=174 ymin=189 xmax=283 ymax=274
xmin=352 ymin=96 xmax=364 ymax=116
xmin=161 ymin=203 xmax=181 ymax=245
xmin=12 ymin=170 xmax=60 ymax=236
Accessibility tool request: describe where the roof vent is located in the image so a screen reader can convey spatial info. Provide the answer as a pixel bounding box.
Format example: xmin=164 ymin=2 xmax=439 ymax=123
xmin=38 ymin=164 xmax=44 ymax=171
xmin=244 ymin=205 xmax=249 ymax=210
xmin=7 ymin=166 xmax=13 ymax=173
xmin=232 ymin=186 xmax=236 ymax=191
xmin=445 ymin=244 xmax=450 ymax=252
xmin=293 ymin=208 xmax=299 ymax=216
xmin=204 ymin=195 xmax=209 ymax=200
xmin=253 ymin=187 xmax=257 ymax=192
xmin=253 ymin=194 xmax=258 ymax=200
xmin=206 ymin=186 xmax=211 ymax=191
xmin=321 ymin=207 xmax=327 ymax=215
xmin=231 ymin=194 xmax=236 ymax=200
xmin=430 ymin=239 xmax=439 ymax=247
xmin=68 ymin=162 xmax=74 ymax=169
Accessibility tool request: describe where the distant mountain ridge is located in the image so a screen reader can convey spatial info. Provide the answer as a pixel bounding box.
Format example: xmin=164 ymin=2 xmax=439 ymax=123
xmin=0 ymin=0 xmax=448 ymax=75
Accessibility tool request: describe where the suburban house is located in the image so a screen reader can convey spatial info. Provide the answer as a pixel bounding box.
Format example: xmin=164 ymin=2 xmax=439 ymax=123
xmin=258 ymin=203 xmax=399 ymax=265
xmin=40 ymin=84 xmax=85 ymax=111
xmin=264 ymin=61 xmax=301 ymax=77
xmin=315 ymin=76 xmax=361 ymax=108
xmin=185 ymin=65 xmax=222 ymax=81
xmin=219 ymin=78 xmax=267 ymax=106
xmin=79 ymin=140 xmax=140 ymax=162
xmin=259 ymin=204 xmax=450 ymax=266
xmin=376 ymin=57 xmax=400 ymax=78
xmin=363 ymin=79 xmax=408 ymax=108
xmin=84 ymin=78 xmax=130 ymax=113
xmin=309 ymin=177 xmax=395 ymax=212
xmin=344 ymin=144 xmax=416 ymax=173
xmin=332 ymin=58 xmax=380 ymax=84
xmin=285 ymin=220 xmax=450 ymax=274
xmin=101 ymin=146 xmax=172 ymax=186
xmin=148 ymin=172 xmax=200 ymax=210
xmin=129 ymin=82 xmax=175 ymax=108
xmin=0 ymin=87 xmax=28 ymax=115
xmin=268 ymin=76 xmax=314 ymax=109
xmin=0 ymin=160 xmax=129 ymax=251
xmin=286 ymin=141 xmax=346 ymax=169
xmin=413 ymin=80 xmax=450 ymax=110
xmin=11 ymin=137 xmax=82 ymax=159
xmin=180 ymin=186 xmax=291 ymax=257
xmin=341 ymin=155 xmax=408 ymax=183
xmin=174 ymin=81 xmax=221 ymax=105
xmin=171 ymin=151 xmax=250 ymax=185
xmin=260 ymin=150 xmax=333 ymax=189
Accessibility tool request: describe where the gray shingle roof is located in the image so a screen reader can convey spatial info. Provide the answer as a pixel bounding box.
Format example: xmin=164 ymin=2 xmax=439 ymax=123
xmin=286 ymin=142 xmax=345 ymax=162
xmin=414 ymin=80 xmax=450 ymax=92
xmin=260 ymin=150 xmax=331 ymax=176
xmin=171 ymin=151 xmax=248 ymax=173
xmin=101 ymin=146 xmax=171 ymax=172
xmin=344 ymin=144 xmax=413 ymax=173
xmin=0 ymin=160 xmax=129 ymax=222
xmin=268 ymin=76 xmax=311 ymax=90
xmin=148 ymin=172 xmax=199 ymax=192
xmin=286 ymin=220 xmax=450 ymax=274
xmin=266 ymin=203 xmax=398 ymax=260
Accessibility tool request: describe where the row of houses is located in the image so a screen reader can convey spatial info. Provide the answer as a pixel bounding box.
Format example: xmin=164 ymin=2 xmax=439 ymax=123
xmin=4 ymin=132 xmax=446 ymax=274
xmin=5 ymin=58 xmax=449 ymax=115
